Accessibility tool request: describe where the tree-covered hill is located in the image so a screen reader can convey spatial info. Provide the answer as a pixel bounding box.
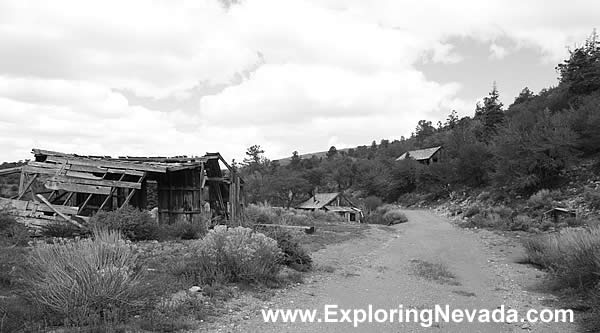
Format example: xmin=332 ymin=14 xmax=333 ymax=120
xmin=240 ymin=31 xmax=600 ymax=209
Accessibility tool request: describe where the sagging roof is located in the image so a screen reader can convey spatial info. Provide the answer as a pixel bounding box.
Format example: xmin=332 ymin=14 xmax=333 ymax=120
xmin=32 ymin=148 xmax=218 ymax=173
xmin=297 ymin=192 xmax=341 ymax=210
xmin=396 ymin=146 xmax=442 ymax=161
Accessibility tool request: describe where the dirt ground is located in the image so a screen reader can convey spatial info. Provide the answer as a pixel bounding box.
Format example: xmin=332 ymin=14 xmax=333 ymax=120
xmin=194 ymin=210 xmax=578 ymax=333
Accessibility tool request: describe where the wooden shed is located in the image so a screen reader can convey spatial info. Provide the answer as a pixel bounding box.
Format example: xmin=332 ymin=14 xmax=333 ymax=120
xmin=0 ymin=148 xmax=244 ymax=228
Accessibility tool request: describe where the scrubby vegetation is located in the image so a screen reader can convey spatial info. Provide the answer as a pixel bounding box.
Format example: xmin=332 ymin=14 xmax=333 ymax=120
xmin=523 ymin=226 xmax=600 ymax=330
xmin=172 ymin=226 xmax=282 ymax=285
xmin=524 ymin=227 xmax=600 ymax=289
xmin=25 ymin=229 xmax=144 ymax=327
xmin=243 ymin=203 xmax=344 ymax=226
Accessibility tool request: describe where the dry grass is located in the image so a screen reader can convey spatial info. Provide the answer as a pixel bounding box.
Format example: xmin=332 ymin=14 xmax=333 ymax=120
xmin=409 ymin=259 xmax=460 ymax=286
xmin=24 ymin=229 xmax=144 ymax=326
xmin=523 ymin=226 xmax=600 ymax=289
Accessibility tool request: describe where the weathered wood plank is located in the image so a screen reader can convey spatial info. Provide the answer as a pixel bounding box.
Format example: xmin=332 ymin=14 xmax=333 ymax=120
xmin=36 ymin=194 xmax=84 ymax=229
xmin=254 ymin=224 xmax=316 ymax=234
xmin=68 ymin=164 xmax=108 ymax=174
xmin=46 ymin=156 xmax=167 ymax=173
xmin=22 ymin=165 xmax=59 ymax=175
xmin=0 ymin=166 xmax=22 ymax=176
xmin=106 ymin=168 xmax=145 ymax=176
xmin=0 ymin=197 xmax=79 ymax=216
xmin=45 ymin=181 xmax=111 ymax=195
xmin=50 ymin=175 xmax=141 ymax=189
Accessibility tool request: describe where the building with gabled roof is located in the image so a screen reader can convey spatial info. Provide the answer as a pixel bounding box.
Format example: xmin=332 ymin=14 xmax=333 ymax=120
xmin=395 ymin=146 xmax=443 ymax=165
xmin=296 ymin=192 xmax=362 ymax=222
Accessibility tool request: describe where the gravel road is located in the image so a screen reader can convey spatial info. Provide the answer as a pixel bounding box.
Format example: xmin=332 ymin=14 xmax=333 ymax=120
xmin=200 ymin=210 xmax=578 ymax=333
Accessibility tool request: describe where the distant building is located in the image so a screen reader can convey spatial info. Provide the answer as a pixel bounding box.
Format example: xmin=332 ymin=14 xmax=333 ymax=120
xmin=296 ymin=192 xmax=363 ymax=222
xmin=395 ymin=146 xmax=443 ymax=165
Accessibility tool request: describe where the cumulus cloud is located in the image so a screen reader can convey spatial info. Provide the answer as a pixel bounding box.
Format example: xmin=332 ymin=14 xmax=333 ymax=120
xmin=0 ymin=0 xmax=597 ymax=162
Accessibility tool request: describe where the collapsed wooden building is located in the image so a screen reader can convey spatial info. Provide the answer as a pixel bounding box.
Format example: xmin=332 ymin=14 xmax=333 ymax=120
xmin=0 ymin=149 xmax=244 ymax=228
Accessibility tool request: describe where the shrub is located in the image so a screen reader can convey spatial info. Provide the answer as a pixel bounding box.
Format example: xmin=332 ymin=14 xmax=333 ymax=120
xmin=160 ymin=220 xmax=207 ymax=240
xmin=177 ymin=226 xmax=282 ymax=284
xmin=40 ymin=221 xmax=89 ymax=238
xmin=463 ymin=205 xmax=481 ymax=218
xmin=584 ymin=187 xmax=600 ymax=210
xmin=262 ymin=228 xmax=312 ymax=272
xmin=523 ymin=226 xmax=600 ymax=289
xmin=243 ymin=203 xmax=277 ymax=225
xmin=89 ymin=205 xmax=159 ymax=241
xmin=363 ymin=196 xmax=383 ymax=213
xmin=528 ymin=189 xmax=555 ymax=209
xmin=0 ymin=209 xmax=30 ymax=246
xmin=382 ymin=210 xmax=408 ymax=225
xmin=508 ymin=215 xmax=535 ymax=231
xmin=24 ymin=229 xmax=144 ymax=326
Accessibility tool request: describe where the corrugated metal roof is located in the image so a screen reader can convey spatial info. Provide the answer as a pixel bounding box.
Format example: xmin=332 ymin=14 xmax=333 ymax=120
xmin=395 ymin=146 xmax=442 ymax=161
xmin=297 ymin=192 xmax=340 ymax=209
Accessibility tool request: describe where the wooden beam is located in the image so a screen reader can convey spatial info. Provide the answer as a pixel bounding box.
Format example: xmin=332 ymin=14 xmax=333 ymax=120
xmin=22 ymin=165 xmax=59 ymax=176
xmin=98 ymin=173 xmax=126 ymax=211
xmin=36 ymin=194 xmax=84 ymax=229
xmin=46 ymin=156 xmax=167 ymax=173
xmin=0 ymin=197 xmax=79 ymax=216
xmin=254 ymin=224 xmax=315 ymax=234
xmin=0 ymin=166 xmax=22 ymax=176
xmin=50 ymin=175 xmax=141 ymax=189
xmin=106 ymin=168 xmax=145 ymax=176
xmin=17 ymin=174 xmax=38 ymax=200
xmin=78 ymin=193 xmax=94 ymax=214
xmin=45 ymin=181 xmax=111 ymax=195
xmin=120 ymin=173 xmax=146 ymax=208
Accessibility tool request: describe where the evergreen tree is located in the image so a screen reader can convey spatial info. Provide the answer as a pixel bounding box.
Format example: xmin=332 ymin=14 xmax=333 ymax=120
xmin=475 ymin=82 xmax=504 ymax=141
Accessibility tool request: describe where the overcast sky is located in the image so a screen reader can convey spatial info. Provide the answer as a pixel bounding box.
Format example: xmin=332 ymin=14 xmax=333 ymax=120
xmin=0 ymin=0 xmax=597 ymax=163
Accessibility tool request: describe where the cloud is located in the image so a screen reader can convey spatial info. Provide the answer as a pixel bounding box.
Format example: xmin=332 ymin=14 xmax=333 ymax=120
xmin=489 ymin=43 xmax=508 ymax=60
xmin=0 ymin=0 xmax=597 ymax=162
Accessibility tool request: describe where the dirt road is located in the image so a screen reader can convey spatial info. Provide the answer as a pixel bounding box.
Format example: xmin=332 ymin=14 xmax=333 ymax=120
xmin=203 ymin=210 xmax=577 ymax=332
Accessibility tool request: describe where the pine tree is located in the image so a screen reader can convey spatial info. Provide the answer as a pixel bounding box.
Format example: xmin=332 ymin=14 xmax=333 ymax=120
xmin=475 ymin=82 xmax=504 ymax=141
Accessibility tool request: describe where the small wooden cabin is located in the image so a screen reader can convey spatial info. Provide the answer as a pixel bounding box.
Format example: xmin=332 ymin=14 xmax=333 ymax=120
xmin=0 ymin=148 xmax=244 ymax=227
xmin=296 ymin=192 xmax=363 ymax=222
xmin=395 ymin=146 xmax=443 ymax=165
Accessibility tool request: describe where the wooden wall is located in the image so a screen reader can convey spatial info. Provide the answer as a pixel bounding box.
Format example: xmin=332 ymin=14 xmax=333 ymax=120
xmin=157 ymin=167 xmax=204 ymax=224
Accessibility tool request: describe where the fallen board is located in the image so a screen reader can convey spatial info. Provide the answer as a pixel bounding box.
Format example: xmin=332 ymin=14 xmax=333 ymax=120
xmin=0 ymin=197 xmax=79 ymax=216
xmin=253 ymin=224 xmax=315 ymax=234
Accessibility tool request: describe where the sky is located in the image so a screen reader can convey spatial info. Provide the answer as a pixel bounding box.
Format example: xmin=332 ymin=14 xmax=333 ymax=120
xmin=0 ymin=0 xmax=597 ymax=163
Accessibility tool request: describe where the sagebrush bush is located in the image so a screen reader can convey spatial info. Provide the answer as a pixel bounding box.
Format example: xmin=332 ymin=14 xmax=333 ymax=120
xmin=41 ymin=221 xmax=89 ymax=238
xmin=176 ymin=226 xmax=282 ymax=284
xmin=523 ymin=226 xmax=600 ymax=289
xmin=262 ymin=228 xmax=312 ymax=272
xmin=382 ymin=209 xmax=408 ymax=225
xmin=243 ymin=203 xmax=344 ymax=226
xmin=463 ymin=205 xmax=481 ymax=218
xmin=160 ymin=220 xmax=207 ymax=240
xmin=528 ymin=189 xmax=555 ymax=209
xmin=0 ymin=209 xmax=30 ymax=246
xmin=89 ymin=205 xmax=159 ymax=241
xmin=25 ymin=229 xmax=144 ymax=326
xmin=584 ymin=187 xmax=600 ymax=210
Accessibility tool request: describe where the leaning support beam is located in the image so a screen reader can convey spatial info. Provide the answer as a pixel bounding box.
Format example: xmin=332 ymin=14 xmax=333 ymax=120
xmin=17 ymin=174 xmax=38 ymax=200
xmin=36 ymin=194 xmax=84 ymax=229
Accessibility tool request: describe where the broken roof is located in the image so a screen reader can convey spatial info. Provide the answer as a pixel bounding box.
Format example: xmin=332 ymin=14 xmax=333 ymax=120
xmin=32 ymin=148 xmax=221 ymax=173
xmin=396 ymin=146 xmax=442 ymax=161
xmin=297 ymin=192 xmax=341 ymax=210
